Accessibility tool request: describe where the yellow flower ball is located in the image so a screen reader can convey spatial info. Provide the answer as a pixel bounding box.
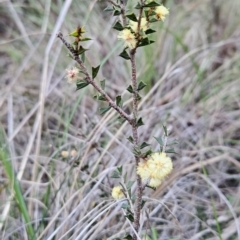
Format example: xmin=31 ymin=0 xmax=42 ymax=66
xmin=129 ymin=18 xmax=149 ymax=33
xmin=112 ymin=186 xmax=125 ymax=200
xmin=117 ymin=29 xmax=137 ymax=49
xmin=137 ymin=152 xmax=173 ymax=187
xmin=155 ymin=5 xmax=169 ymax=21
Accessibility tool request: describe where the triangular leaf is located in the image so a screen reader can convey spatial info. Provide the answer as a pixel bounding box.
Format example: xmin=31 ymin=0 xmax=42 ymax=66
xmin=117 ymin=166 xmax=123 ymax=174
xmin=125 ymin=214 xmax=134 ymax=222
xmin=127 ymin=181 xmax=134 ymax=190
xmin=113 ymin=21 xmax=124 ymax=31
xmin=138 ymin=38 xmax=155 ymax=47
xmin=137 ymin=81 xmax=147 ymax=91
xmin=142 ymin=149 xmax=153 ymax=158
xmin=98 ymin=95 xmax=106 ymax=101
xmin=135 ymin=3 xmax=142 ymax=9
xmin=132 ymin=147 xmax=141 ymax=156
xmin=165 ymin=148 xmax=177 ymax=154
xmin=81 ymin=38 xmax=92 ymax=42
xmin=124 ymin=234 xmax=133 ymax=240
xmin=162 ymin=125 xmax=168 ymax=136
xmin=136 ymin=93 xmax=142 ymax=101
xmin=154 ymin=136 xmax=163 ymax=146
xmin=81 ymin=52 xmax=85 ymax=62
xmin=116 ymin=95 xmax=122 ymax=107
xmin=127 ymin=85 xmax=134 ymax=93
xmin=78 ymin=46 xmax=88 ymax=55
xmin=117 ymin=116 xmax=125 ymax=124
xmin=145 ymin=29 xmax=156 ymax=35
xmin=121 ymin=203 xmax=130 ymax=209
xmin=149 ymin=18 xmax=158 ymax=23
xmin=127 ymin=136 xmax=134 ymax=143
xmin=100 ymin=79 xmax=105 ymax=90
xmin=76 ymin=81 xmax=89 ymax=90
xmin=111 ymin=171 xmax=120 ymax=178
xmin=103 ymin=6 xmax=115 ymax=11
xmin=140 ymin=142 xmax=150 ymax=149
xmin=99 ymin=106 xmax=111 ymax=115
xmin=144 ymin=1 xmax=161 ymax=7
xmin=119 ymin=49 xmax=131 ymax=60
xmin=126 ymin=13 xmax=138 ymax=22
xmin=136 ymin=117 xmax=144 ymax=127
xmin=92 ymin=65 xmax=100 ymax=79
xmin=141 ymin=200 xmax=146 ymax=209
xmin=113 ymin=9 xmax=121 ymax=16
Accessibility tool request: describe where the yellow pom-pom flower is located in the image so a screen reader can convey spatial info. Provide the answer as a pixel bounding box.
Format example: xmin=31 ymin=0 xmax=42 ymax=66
xmin=65 ymin=67 xmax=80 ymax=83
xmin=155 ymin=5 xmax=169 ymax=21
xmin=117 ymin=29 xmax=137 ymax=49
xmin=112 ymin=186 xmax=125 ymax=200
xmin=137 ymin=152 xmax=173 ymax=187
xmin=129 ymin=18 xmax=149 ymax=33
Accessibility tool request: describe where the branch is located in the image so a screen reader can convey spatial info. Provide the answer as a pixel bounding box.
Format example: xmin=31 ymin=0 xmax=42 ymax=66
xmin=57 ymin=32 xmax=133 ymax=124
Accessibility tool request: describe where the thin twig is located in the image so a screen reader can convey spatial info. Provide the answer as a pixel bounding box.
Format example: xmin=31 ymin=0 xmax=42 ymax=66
xmin=120 ymin=0 xmax=127 ymax=26
xmin=57 ymin=32 xmax=133 ymax=124
xmin=131 ymin=8 xmax=145 ymax=240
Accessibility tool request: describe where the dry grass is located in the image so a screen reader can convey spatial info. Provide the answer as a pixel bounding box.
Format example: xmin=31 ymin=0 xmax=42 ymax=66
xmin=0 ymin=0 xmax=240 ymax=239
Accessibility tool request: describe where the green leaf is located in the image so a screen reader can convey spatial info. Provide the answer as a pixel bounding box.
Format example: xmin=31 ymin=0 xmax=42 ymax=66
xmin=113 ymin=9 xmax=121 ymax=16
xmin=127 ymin=181 xmax=134 ymax=190
xmin=142 ymin=149 xmax=153 ymax=158
xmin=117 ymin=116 xmax=125 ymax=124
xmin=145 ymin=29 xmax=156 ymax=35
xmin=98 ymin=95 xmax=106 ymax=101
xmin=138 ymin=38 xmax=155 ymax=47
xmin=92 ymin=65 xmax=100 ymax=79
xmin=154 ymin=136 xmax=163 ymax=146
xmin=81 ymin=52 xmax=85 ymax=62
xmin=137 ymin=81 xmax=147 ymax=91
xmin=99 ymin=106 xmax=111 ymax=115
xmin=126 ymin=13 xmax=138 ymax=22
xmin=146 ymin=184 xmax=156 ymax=190
xmin=121 ymin=203 xmax=130 ymax=209
xmin=162 ymin=125 xmax=168 ymax=136
xmin=127 ymin=136 xmax=134 ymax=143
xmin=100 ymin=79 xmax=105 ymax=90
xmin=125 ymin=214 xmax=134 ymax=222
xmin=124 ymin=234 xmax=133 ymax=240
xmin=165 ymin=148 xmax=177 ymax=154
xmin=140 ymin=142 xmax=150 ymax=149
xmin=132 ymin=147 xmax=141 ymax=156
xmin=119 ymin=49 xmax=131 ymax=60
xmin=76 ymin=81 xmax=89 ymax=90
xmin=149 ymin=18 xmax=158 ymax=23
xmin=78 ymin=46 xmax=88 ymax=55
xmin=127 ymin=85 xmax=134 ymax=93
xmin=136 ymin=117 xmax=144 ymax=127
xmin=131 ymin=195 xmax=136 ymax=202
xmin=104 ymin=6 xmax=114 ymax=11
xmin=117 ymin=166 xmax=122 ymax=174
xmin=111 ymin=171 xmax=120 ymax=178
xmin=81 ymin=37 xmax=92 ymax=42
xmin=67 ymin=53 xmax=74 ymax=59
xmin=116 ymin=95 xmax=122 ymax=107
xmin=113 ymin=21 xmax=124 ymax=31
xmin=135 ymin=3 xmax=142 ymax=9
xmin=136 ymin=93 xmax=142 ymax=101
xmin=144 ymin=1 xmax=161 ymax=7
xmin=141 ymin=200 xmax=146 ymax=209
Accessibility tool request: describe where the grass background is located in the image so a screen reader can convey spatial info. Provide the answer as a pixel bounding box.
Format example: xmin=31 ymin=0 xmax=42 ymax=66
xmin=0 ymin=0 xmax=240 ymax=239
